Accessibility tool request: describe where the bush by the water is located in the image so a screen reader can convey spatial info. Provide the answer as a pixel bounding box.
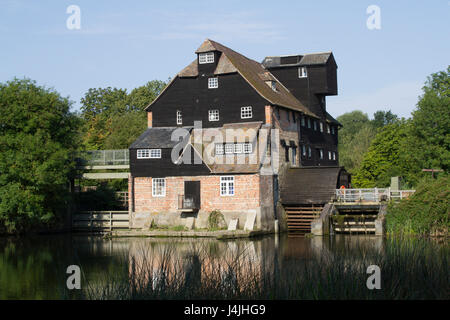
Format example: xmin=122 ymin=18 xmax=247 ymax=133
xmin=386 ymin=176 xmax=449 ymax=236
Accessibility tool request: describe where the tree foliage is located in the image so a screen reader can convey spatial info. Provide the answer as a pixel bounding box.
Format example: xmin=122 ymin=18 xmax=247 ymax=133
xmin=80 ymin=80 xmax=166 ymax=150
xmin=352 ymin=66 xmax=449 ymax=187
xmin=0 ymin=78 xmax=80 ymax=233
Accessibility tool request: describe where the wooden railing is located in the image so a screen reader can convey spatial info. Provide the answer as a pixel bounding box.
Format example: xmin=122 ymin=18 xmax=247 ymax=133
xmin=335 ymin=188 xmax=415 ymax=203
xmin=115 ymin=191 xmax=129 ymax=208
xmin=72 ymin=211 xmax=129 ymax=231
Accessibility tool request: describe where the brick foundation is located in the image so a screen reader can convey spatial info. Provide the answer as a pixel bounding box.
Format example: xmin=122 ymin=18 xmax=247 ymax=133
xmin=129 ymin=174 xmax=274 ymax=231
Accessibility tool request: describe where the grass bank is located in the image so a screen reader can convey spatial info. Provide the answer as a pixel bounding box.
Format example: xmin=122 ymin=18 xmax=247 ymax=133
xmin=386 ymin=175 xmax=449 ymax=237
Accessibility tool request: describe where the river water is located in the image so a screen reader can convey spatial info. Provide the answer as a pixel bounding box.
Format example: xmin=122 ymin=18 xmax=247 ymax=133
xmin=0 ymin=234 xmax=447 ymax=299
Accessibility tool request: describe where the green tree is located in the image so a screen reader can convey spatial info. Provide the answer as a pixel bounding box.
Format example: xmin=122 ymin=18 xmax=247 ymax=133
xmin=352 ymin=121 xmax=409 ymax=188
xmin=401 ymin=66 xmax=450 ymax=184
xmin=372 ymin=110 xmax=399 ymax=129
xmin=0 ymin=78 xmax=80 ymax=233
xmin=79 ymin=80 xmax=166 ymax=150
xmin=337 ymin=111 xmax=376 ymax=173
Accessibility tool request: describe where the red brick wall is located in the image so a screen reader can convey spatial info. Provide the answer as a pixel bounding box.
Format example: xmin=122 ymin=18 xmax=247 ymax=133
xmin=132 ymin=174 xmax=260 ymax=213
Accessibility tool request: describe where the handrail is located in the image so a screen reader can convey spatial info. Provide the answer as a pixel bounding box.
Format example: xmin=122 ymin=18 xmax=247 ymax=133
xmin=335 ymin=188 xmax=415 ymax=202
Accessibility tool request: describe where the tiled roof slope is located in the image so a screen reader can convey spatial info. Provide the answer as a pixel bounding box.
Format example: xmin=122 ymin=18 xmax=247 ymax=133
xmin=146 ymin=39 xmax=318 ymax=118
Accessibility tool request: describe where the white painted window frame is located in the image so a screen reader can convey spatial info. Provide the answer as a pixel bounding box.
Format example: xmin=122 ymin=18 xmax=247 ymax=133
xmin=220 ymin=176 xmax=235 ymax=196
xmin=241 ymin=106 xmax=253 ymax=119
xmin=298 ymin=66 xmax=307 ymax=78
xmin=152 ymin=178 xmax=166 ymax=197
xmin=199 ymin=52 xmax=214 ymax=64
xmin=176 ymin=110 xmax=182 ymax=125
xmin=208 ymin=109 xmax=219 ymax=121
xmin=208 ymin=77 xmax=218 ymax=89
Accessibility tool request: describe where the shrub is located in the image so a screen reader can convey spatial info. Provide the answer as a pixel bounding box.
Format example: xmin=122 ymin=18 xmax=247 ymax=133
xmin=386 ymin=175 xmax=449 ymax=236
xmin=207 ymin=210 xmax=226 ymax=230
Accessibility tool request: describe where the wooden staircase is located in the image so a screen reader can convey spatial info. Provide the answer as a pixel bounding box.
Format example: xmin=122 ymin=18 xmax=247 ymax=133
xmin=285 ymin=205 xmax=323 ymax=235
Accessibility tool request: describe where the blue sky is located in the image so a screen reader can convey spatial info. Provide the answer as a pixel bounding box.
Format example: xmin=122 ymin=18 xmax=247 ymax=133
xmin=0 ymin=0 xmax=448 ymax=119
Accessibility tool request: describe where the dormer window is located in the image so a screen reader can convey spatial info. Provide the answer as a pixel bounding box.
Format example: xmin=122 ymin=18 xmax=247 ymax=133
xmin=199 ymin=52 xmax=214 ymax=64
xmin=265 ymin=80 xmax=277 ymax=91
xmin=208 ymin=77 xmax=218 ymax=89
xmin=298 ymin=66 xmax=307 ymax=78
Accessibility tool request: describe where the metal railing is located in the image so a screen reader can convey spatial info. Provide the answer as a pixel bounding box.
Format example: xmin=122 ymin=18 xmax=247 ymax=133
xmin=335 ymin=188 xmax=415 ymax=202
xmin=76 ymin=149 xmax=129 ymax=166
xmin=178 ymin=195 xmax=198 ymax=210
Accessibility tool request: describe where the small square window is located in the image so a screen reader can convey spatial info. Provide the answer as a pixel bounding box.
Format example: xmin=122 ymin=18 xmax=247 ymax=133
xmin=298 ymin=66 xmax=307 ymax=78
xmin=208 ymin=77 xmax=218 ymax=89
xmin=215 ymin=144 xmax=224 ymax=155
xmin=209 ymin=109 xmax=219 ymax=121
xmin=225 ymin=144 xmax=234 ymax=154
xmin=241 ymin=106 xmax=253 ymax=119
xmin=199 ymin=52 xmax=214 ymax=64
xmin=234 ymin=143 xmax=243 ymax=154
xmin=137 ymin=149 xmax=150 ymax=159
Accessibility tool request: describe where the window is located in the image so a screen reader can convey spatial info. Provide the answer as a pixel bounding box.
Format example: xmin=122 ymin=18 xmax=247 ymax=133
xmin=327 ymin=124 xmax=331 ymax=134
xmin=137 ymin=149 xmax=161 ymax=159
xmin=331 ymin=126 xmax=335 ymax=135
xmin=209 ymin=109 xmax=219 ymax=121
xmin=298 ymin=66 xmax=307 ymax=78
xmin=291 ymin=147 xmax=297 ymax=166
xmin=301 ymin=116 xmax=305 ymax=126
xmin=220 ymin=176 xmax=234 ymax=196
xmin=241 ymin=106 xmax=253 ymax=119
xmin=320 ymin=122 xmax=324 ymax=132
xmin=328 ymin=151 xmax=332 ymax=160
xmin=307 ymin=118 xmax=311 ymax=129
xmin=292 ymin=112 xmax=296 ymax=123
xmin=319 ymin=149 xmax=324 ymax=160
xmin=333 ymin=152 xmax=336 ymax=161
xmin=234 ymin=143 xmax=243 ymax=154
xmin=208 ymin=77 xmax=218 ymax=89
xmin=243 ymin=143 xmax=252 ymax=154
xmin=302 ymin=145 xmax=306 ymax=157
xmin=215 ymin=144 xmax=224 ymax=155
xmin=225 ymin=144 xmax=234 ymax=154
xmin=308 ymin=146 xmax=312 ymax=158
xmin=199 ymin=52 xmax=214 ymax=64
xmin=313 ymin=121 xmax=317 ymax=131
xmin=152 ymin=178 xmax=166 ymax=197
xmin=150 ymin=149 xmax=162 ymax=158
xmin=176 ymin=110 xmax=182 ymax=125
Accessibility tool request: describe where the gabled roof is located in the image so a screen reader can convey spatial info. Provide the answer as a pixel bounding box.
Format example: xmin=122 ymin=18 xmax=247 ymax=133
xmin=129 ymin=127 xmax=192 ymax=149
xmin=145 ymin=39 xmax=318 ymax=118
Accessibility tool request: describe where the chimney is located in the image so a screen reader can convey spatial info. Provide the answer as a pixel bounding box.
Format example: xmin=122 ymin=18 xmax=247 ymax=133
xmin=147 ymin=112 xmax=153 ymax=128
xmin=265 ymin=105 xmax=272 ymax=125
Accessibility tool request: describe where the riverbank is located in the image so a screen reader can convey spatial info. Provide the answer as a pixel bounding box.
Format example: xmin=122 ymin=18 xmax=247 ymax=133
xmin=106 ymin=229 xmax=273 ymax=240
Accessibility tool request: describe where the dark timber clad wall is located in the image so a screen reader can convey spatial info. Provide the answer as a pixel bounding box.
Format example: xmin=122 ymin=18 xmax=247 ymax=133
xmin=130 ymin=147 xmax=210 ymax=177
xmin=151 ymin=73 xmax=267 ymax=128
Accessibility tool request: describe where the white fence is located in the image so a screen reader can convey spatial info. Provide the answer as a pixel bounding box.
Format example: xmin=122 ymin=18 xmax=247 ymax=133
xmin=335 ymin=188 xmax=415 ymax=202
